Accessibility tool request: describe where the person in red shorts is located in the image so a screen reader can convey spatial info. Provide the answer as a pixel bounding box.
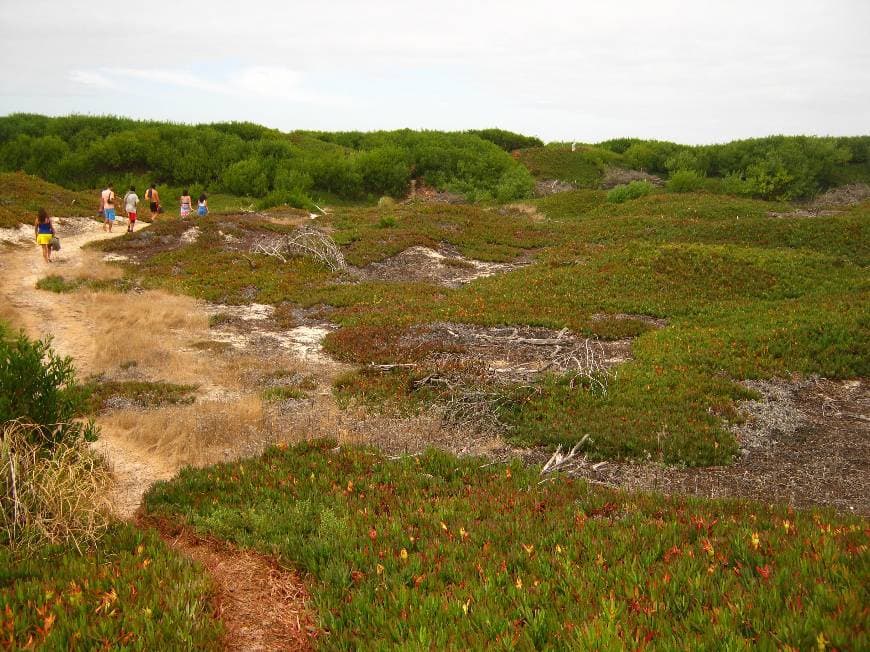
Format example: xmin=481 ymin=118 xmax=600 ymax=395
xmin=123 ymin=185 xmax=139 ymax=233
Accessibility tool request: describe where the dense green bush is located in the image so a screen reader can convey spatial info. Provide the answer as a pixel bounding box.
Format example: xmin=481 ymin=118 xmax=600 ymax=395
xmin=0 ymin=325 xmax=95 ymax=448
xmin=221 ymin=157 xmax=270 ymax=197
xmin=622 ymin=140 xmax=683 ymax=174
xmin=0 ymin=116 xmax=535 ymax=204
xmin=606 ymin=180 xmax=654 ymax=203
xmin=355 ymin=146 xmax=411 ymax=197
xmin=466 ymin=128 xmax=543 ymax=151
xmin=517 ymin=145 xmax=621 ymax=186
xmin=591 ymin=135 xmax=865 ymax=199
xmin=666 ymin=169 xmax=705 ymax=193
xmin=494 ymin=165 xmax=535 ymax=202
xmin=257 ymin=188 xmax=313 ymax=210
xmin=0 ymin=115 xmax=866 ymax=202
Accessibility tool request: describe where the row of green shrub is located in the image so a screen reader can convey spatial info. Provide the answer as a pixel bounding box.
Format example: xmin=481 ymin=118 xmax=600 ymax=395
xmin=602 ymin=135 xmax=870 ymax=199
xmin=0 ymin=114 xmax=536 ymax=206
xmin=525 ymin=135 xmax=870 ymax=200
xmin=3 ymin=114 xmax=866 ymax=203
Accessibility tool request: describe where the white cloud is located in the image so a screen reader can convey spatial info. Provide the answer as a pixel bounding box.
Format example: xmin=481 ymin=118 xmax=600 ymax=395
xmin=68 ymin=65 xmax=333 ymax=104
xmin=103 ymin=68 xmax=225 ymax=94
xmin=230 ymin=66 xmax=303 ymax=99
xmin=5 ymin=0 xmax=869 ymax=142
xmin=68 ymin=70 xmax=115 ymax=90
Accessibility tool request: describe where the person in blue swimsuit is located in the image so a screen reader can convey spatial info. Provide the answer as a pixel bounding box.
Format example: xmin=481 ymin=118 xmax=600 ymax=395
xmin=34 ymin=208 xmax=55 ymax=263
xmin=197 ymin=193 xmax=208 ymax=217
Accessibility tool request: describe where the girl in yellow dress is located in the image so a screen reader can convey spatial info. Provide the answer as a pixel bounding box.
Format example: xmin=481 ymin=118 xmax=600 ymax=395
xmin=34 ymin=208 xmax=55 ymax=263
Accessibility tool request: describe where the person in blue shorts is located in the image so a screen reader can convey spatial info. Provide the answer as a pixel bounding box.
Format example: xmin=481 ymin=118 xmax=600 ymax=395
xmin=101 ymin=184 xmax=116 ymax=232
xmin=197 ymin=193 xmax=208 ymax=217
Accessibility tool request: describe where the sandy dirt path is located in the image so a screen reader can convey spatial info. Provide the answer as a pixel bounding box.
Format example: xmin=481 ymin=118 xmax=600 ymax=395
xmin=1 ymin=218 xmax=322 ymax=649
xmin=0 ymin=219 xmax=183 ymax=515
xmin=0 ymin=219 xmax=107 ymax=372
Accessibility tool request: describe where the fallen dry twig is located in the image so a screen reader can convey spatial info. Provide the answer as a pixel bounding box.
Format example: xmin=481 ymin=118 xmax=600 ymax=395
xmin=252 ymin=226 xmax=346 ymax=272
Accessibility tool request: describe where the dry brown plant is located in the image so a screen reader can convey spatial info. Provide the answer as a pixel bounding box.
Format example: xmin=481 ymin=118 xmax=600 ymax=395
xmin=0 ymin=422 xmax=112 ymax=552
xmin=99 ymin=396 xmax=267 ymax=468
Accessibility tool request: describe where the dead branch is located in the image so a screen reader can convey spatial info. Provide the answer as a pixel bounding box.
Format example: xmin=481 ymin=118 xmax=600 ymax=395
xmin=250 ymin=226 xmax=346 ymax=272
xmin=285 ymin=226 xmax=346 ymax=272
xmin=540 ymin=434 xmax=590 ymax=475
xmin=368 ymin=363 xmax=418 ymax=371
xmin=251 ymin=239 xmax=288 ymax=263
xmin=412 ymin=374 xmax=452 ymax=389
xmin=440 ymin=387 xmax=513 ymax=434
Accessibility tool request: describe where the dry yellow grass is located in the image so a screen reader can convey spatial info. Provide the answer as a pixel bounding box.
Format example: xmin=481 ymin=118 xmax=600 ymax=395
xmin=98 ymin=396 xmax=266 ymax=468
xmin=1 ymin=422 xmax=112 ymax=552
xmin=80 ymin=290 xmax=208 ymax=380
xmin=266 ymin=395 xmax=504 ymax=458
xmin=503 ymin=202 xmax=546 ymax=222
xmin=67 ymin=251 xmax=124 ymax=281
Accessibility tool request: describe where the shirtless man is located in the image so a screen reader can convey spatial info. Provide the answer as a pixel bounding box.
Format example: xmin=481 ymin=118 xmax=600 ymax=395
xmin=145 ymin=183 xmax=160 ymax=220
xmin=101 ymin=184 xmax=116 ymax=232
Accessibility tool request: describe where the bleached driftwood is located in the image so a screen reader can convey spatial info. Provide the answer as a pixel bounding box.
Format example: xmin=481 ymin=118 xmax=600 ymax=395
xmin=251 ymin=226 xmax=346 ymax=272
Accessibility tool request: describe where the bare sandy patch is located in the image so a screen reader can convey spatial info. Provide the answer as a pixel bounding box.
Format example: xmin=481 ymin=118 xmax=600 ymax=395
xmin=351 ymin=246 xmax=530 ymax=288
xmin=180 ymin=225 xmax=201 ymax=244
xmin=536 ymin=377 xmax=869 ymax=515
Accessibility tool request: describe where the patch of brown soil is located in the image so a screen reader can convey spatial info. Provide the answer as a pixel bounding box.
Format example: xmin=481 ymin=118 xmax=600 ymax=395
xmin=101 ymin=221 xmax=192 ymax=261
xmin=405 ymin=183 xmax=466 ymax=204
xmin=351 ymin=246 xmax=531 ymax=288
xmin=811 ymin=183 xmax=870 ymax=209
xmin=534 ymin=179 xmax=577 ymax=197
xmin=767 ymin=208 xmax=843 ymax=219
xmin=552 ymin=377 xmax=869 ymax=515
xmin=144 ymin=519 xmax=319 ymax=651
xmin=600 ymin=168 xmax=664 ymax=189
xmin=269 ymin=395 xmax=506 ymax=459
xmin=767 ymin=184 xmax=870 ymax=218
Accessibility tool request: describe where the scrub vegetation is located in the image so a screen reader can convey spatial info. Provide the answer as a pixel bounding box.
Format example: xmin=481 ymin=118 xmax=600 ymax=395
xmin=518 ymin=135 xmax=870 ymax=199
xmin=2 ymin=118 xmax=868 ymax=648
xmin=0 ymin=328 xmax=221 ymax=649
xmin=145 ymin=440 xmax=868 ymax=650
xmin=91 ymin=188 xmax=869 ymax=465
xmin=0 ymin=114 xmax=538 ymax=208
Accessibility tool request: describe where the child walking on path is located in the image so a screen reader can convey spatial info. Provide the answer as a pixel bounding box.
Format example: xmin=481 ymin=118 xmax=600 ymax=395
xmin=197 ymin=193 xmax=208 ymax=217
xmin=179 ymin=189 xmax=193 ymax=219
xmin=124 ymin=185 xmax=139 ymax=233
xmin=34 ymin=208 xmax=55 ymax=263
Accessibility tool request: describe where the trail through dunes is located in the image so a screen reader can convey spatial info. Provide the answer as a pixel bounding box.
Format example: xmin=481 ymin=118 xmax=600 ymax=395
xmin=0 ymin=219 xmax=195 ymax=513
xmin=0 ymin=217 xmax=326 ymax=650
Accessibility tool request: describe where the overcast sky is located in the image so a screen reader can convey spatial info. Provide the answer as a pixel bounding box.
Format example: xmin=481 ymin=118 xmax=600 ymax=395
xmin=1 ymin=0 xmax=867 ymax=143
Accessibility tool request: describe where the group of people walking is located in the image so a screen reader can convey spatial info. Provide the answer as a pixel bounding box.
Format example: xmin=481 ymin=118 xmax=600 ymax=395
xmin=97 ymin=183 xmax=209 ymax=232
xmin=35 ymin=183 xmax=210 ymax=263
